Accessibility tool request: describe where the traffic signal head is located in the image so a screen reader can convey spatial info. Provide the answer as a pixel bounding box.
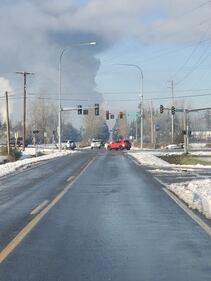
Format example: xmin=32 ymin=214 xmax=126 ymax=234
xmin=160 ymin=105 xmax=164 ymax=114
xmin=78 ymin=105 xmax=82 ymax=115
xmin=171 ymin=106 xmax=175 ymax=115
xmin=95 ymin=104 xmax=99 ymax=116
xmin=106 ymin=111 xmax=109 ymax=120
xmin=119 ymin=112 xmax=123 ymax=119
xmin=83 ymin=109 xmax=88 ymax=115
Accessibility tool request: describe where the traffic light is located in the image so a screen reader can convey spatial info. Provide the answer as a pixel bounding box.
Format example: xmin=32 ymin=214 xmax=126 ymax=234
xmin=33 ymin=130 xmax=39 ymax=134
xmin=95 ymin=103 xmax=99 ymax=116
xmin=171 ymin=106 xmax=175 ymax=115
xmin=110 ymin=114 xmax=114 ymax=119
xmin=78 ymin=105 xmax=82 ymax=115
xmin=83 ymin=109 xmax=88 ymax=115
xmin=182 ymin=130 xmax=186 ymax=135
xmin=160 ymin=105 xmax=164 ymax=114
xmin=106 ymin=111 xmax=109 ymax=120
xmin=119 ymin=112 xmax=123 ymax=119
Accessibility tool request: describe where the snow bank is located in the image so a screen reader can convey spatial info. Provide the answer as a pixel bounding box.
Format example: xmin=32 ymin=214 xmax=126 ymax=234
xmin=128 ymin=151 xmax=171 ymax=167
xmin=0 ymin=150 xmax=75 ymax=178
xmin=168 ymin=180 xmax=211 ymax=219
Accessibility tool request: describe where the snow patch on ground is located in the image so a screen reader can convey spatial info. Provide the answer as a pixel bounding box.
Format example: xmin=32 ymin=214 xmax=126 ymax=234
xmin=129 ymin=150 xmax=211 ymax=219
xmin=168 ymin=180 xmax=211 ymax=219
xmin=0 ymin=150 xmax=75 ymax=178
xmin=128 ymin=151 xmax=171 ymax=167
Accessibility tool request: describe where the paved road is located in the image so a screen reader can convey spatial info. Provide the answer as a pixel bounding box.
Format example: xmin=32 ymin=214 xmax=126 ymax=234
xmin=0 ymin=149 xmax=211 ymax=280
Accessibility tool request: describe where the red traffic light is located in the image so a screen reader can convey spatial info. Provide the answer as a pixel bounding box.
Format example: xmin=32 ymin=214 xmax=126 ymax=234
xmin=119 ymin=112 xmax=123 ymax=119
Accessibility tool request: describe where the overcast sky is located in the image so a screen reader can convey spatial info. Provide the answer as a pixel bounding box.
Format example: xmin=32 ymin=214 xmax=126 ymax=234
xmin=0 ymin=0 xmax=211 ymax=125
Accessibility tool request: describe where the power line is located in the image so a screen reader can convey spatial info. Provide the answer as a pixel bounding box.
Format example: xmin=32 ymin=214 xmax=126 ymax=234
xmin=173 ymin=24 xmax=211 ymax=82
xmin=105 ymin=92 xmax=211 ymax=102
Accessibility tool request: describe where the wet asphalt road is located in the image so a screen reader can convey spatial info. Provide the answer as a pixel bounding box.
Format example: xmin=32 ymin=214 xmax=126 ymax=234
xmin=0 ymin=149 xmax=211 ymax=281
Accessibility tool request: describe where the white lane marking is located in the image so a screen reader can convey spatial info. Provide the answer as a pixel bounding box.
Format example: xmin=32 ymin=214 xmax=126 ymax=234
xmin=162 ymin=188 xmax=211 ymax=237
xmin=154 ymin=176 xmax=211 ymax=237
xmin=0 ymin=156 xmax=96 ymax=264
xmin=67 ymin=176 xmax=75 ymax=182
xmin=154 ymin=176 xmax=167 ymax=186
xmin=30 ymin=200 xmax=49 ymax=215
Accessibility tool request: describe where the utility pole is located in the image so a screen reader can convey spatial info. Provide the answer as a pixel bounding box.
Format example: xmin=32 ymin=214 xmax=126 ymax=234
xmin=5 ymin=91 xmax=11 ymax=155
xmin=16 ymin=71 xmax=33 ymax=151
xmin=150 ymin=100 xmax=154 ymax=146
xmin=168 ymin=80 xmax=174 ymax=144
xmin=183 ymin=109 xmax=188 ymax=154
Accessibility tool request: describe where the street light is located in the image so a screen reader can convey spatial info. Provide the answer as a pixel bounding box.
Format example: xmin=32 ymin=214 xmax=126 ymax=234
xmin=58 ymin=41 xmax=96 ymax=151
xmin=114 ymin=64 xmax=144 ymax=149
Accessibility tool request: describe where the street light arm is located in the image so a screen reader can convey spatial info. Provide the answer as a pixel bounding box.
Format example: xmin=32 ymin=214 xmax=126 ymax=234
xmin=58 ymin=41 xmax=96 ymax=152
xmin=114 ymin=63 xmax=143 ymax=82
xmin=60 ymin=41 xmax=96 ymax=61
xmin=113 ymin=63 xmax=144 ymax=149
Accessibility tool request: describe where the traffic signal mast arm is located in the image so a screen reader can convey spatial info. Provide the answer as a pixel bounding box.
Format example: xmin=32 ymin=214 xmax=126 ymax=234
xmin=62 ymin=104 xmax=100 ymax=115
xmin=160 ymin=105 xmax=211 ymax=113
xmin=160 ymin=105 xmax=176 ymax=114
xmin=188 ymin=107 xmax=211 ymax=113
xmin=62 ymin=106 xmax=98 ymax=112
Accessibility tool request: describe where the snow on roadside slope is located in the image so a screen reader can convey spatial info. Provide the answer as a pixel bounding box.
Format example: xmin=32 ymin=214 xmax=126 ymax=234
xmin=168 ymin=180 xmax=211 ymax=219
xmin=0 ymin=150 xmax=75 ymax=178
xmin=128 ymin=151 xmax=171 ymax=167
xmin=128 ymin=150 xmax=211 ymax=219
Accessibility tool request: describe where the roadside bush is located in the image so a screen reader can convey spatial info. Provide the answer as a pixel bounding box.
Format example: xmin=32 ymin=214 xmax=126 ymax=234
xmin=159 ymin=154 xmax=210 ymax=165
xmin=0 ymin=146 xmax=22 ymax=161
xmin=0 ymin=146 xmax=8 ymax=156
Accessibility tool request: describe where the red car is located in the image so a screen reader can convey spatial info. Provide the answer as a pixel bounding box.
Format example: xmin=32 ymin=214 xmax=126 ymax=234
xmin=107 ymin=139 xmax=131 ymax=150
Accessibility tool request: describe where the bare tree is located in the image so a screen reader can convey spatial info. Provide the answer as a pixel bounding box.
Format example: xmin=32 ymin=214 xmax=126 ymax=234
xmin=28 ymin=97 xmax=58 ymax=143
xmin=83 ymin=109 xmax=108 ymax=143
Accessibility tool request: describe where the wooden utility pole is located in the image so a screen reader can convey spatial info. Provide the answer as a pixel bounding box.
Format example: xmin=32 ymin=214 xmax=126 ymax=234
xmin=5 ymin=91 xmax=11 ymax=155
xmin=16 ymin=71 xmax=33 ymax=151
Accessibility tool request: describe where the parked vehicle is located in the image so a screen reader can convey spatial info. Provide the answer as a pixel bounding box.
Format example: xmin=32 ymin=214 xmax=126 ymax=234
xmin=61 ymin=140 xmax=76 ymax=150
xmin=165 ymin=144 xmax=180 ymax=150
xmin=106 ymin=139 xmax=131 ymax=150
xmin=67 ymin=140 xmax=76 ymax=150
xmin=91 ymin=139 xmax=102 ymax=149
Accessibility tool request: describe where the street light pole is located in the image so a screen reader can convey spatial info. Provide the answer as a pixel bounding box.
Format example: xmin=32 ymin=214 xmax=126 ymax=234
xmin=114 ymin=64 xmax=144 ymax=149
xmin=58 ymin=42 xmax=96 ymax=151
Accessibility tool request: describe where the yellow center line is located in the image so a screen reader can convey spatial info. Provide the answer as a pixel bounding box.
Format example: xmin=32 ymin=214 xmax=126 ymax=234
xmin=30 ymin=200 xmax=49 ymax=215
xmin=0 ymin=156 xmax=96 ymax=264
